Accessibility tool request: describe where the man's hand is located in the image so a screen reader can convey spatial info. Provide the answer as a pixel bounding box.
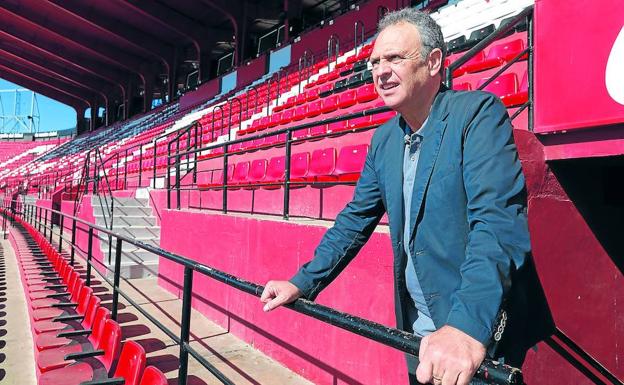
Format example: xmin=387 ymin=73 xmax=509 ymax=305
xmin=260 ymin=280 xmax=302 ymax=312
xmin=416 ymin=325 xmax=486 ymax=385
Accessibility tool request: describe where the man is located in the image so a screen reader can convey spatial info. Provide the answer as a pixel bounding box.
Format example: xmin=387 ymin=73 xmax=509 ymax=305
xmin=261 ymin=8 xmax=552 ymax=385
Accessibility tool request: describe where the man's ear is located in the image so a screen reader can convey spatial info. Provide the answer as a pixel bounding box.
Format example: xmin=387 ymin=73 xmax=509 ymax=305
xmin=428 ymin=48 xmax=443 ymax=77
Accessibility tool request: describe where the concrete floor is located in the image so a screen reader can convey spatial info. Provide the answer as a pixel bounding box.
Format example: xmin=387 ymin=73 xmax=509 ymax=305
xmin=0 ymin=238 xmax=37 ymax=385
xmin=3 ymin=222 xmax=314 ymax=385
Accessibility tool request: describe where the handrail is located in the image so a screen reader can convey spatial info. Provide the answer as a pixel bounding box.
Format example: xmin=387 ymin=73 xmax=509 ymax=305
xmin=327 ymin=34 xmax=340 ymax=71
xmin=354 ymin=20 xmax=365 ymax=55
xmin=3 ymin=202 xmax=524 ymax=385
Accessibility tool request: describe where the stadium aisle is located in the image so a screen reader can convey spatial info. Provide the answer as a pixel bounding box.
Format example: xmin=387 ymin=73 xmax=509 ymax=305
xmin=0 ymin=239 xmax=37 ymax=385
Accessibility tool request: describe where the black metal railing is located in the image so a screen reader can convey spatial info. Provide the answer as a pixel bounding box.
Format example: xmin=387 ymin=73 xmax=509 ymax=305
xmin=445 ymin=5 xmax=534 ymax=131
xmin=167 ymin=104 xmax=392 ymax=217
xmin=1 ymin=202 xmax=523 ymax=385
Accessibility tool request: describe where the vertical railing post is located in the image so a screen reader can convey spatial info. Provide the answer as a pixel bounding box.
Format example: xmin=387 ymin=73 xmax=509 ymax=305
xmin=138 ymin=145 xmax=143 ymax=187
xmin=222 ymin=145 xmax=229 ymax=214
xmin=71 ymin=218 xmax=77 ymax=263
xmin=85 ymin=227 xmax=93 ymax=283
xmin=43 ymin=208 xmax=48 ymax=238
xmin=283 ymin=130 xmax=293 ymax=219
xmin=48 ymin=209 xmax=54 ymax=243
xmin=176 ymin=153 xmax=181 ymax=210
xmin=527 ymin=11 xmax=534 ymax=132
xmin=111 ymin=237 xmax=123 ymax=321
xmin=58 ymin=215 xmax=64 ymax=252
xmin=178 ymin=266 xmax=194 ymax=385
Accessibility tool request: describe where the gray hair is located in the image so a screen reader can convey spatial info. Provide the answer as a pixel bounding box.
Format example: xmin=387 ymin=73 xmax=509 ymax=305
xmin=378 ymin=8 xmax=446 ymax=71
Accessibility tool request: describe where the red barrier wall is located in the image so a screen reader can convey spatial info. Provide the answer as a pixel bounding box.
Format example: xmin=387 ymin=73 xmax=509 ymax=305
xmin=158 ymin=209 xmax=405 ymax=385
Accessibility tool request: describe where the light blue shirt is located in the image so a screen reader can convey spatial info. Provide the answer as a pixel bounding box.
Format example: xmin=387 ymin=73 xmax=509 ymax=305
xmin=402 ymin=118 xmax=436 ymax=337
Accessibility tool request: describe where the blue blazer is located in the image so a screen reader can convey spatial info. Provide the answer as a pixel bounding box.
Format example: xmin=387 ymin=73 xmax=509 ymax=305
xmin=291 ymin=87 xmax=553 ymax=366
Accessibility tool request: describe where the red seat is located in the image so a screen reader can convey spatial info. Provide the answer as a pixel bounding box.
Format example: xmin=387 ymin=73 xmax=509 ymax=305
xmin=248 ymin=159 xmax=267 ymax=185
xmin=264 ymin=133 xmax=286 ymax=147
xmin=333 ymin=144 xmax=369 ymax=181
xmin=292 ymin=128 xmax=309 ymax=141
xmin=38 ymin=319 xmax=123 ymax=385
xmin=198 ymin=164 xmax=234 ymax=189
xmin=338 ymin=90 xmax=357 ymax=109
xmin=356 ymin=84 xmax=378 ymax=103
xmin=452 ymin=82 xmax=472 ymax=91
xmin=371 ymin=110 xmax=397 ymax=126
xmin=308 ymin=148 xmax=336 ymax=182
xmin=268 ymin=112 xmax=282 ymax=128
xmin=231 ymin=161 xmax=250 ymax=187
xmin=319 ymin=83 xmax=334 ymax=95
xmin=305 ymin=88 xmax=320 ymax=101
xmin=458 ymin=51 xmax=487 ymax=74
xmin=139 ymin=366 xmax=168 ymax=385
xmin=328 ymin=120 xmax=349 ymax=134
xmin=505 ymin=71 xmax=528 ymax=107
xmin=36 ymin=306 xmax=110 ymax=373
xmin=477 ymin=72 xmax=519 ymax=107
xmin=471 ymin=38 xmax=526 ymax=72
xmin=307 ymin=100 xmax=322 ymax=118
xmin=280 ymin=109 xmax=294 ymax=125
xmin=264 ymin=156 xmax=286 ymax=187
xmin=320 ymin=95 xmax=339 ymax=114
xmin=295 ymin=93 xmax=307 ymax=105
xmin=293 ymin=105 xmax=308 ymax=121
xmin=309 ymin=124 xmax=327 ymax=138
xmin=349 ymin=115 xmax=372 ymax=129
xmin=290 ymin=152 xmax=310 ymax=184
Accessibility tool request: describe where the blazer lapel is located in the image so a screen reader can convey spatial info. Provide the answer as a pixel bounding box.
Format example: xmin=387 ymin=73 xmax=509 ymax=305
xmin=408 ymin=92 xmax=450 ymax=242
xmin=384 ymin=117 xmax=406 ymax=248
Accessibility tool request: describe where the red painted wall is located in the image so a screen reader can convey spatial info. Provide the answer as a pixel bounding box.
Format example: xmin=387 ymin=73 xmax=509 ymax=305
xmin=158 ymin=209 xmax=404 ymax=385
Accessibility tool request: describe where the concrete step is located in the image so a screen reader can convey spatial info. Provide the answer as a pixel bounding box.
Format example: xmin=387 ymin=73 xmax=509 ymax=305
xmin=93 ymin=214 xmax=156 ymax=227
xmin=94 ymin=205 xmax=152 ymax=216
xmin=113 ymin=226 xmax=161 ymax=239
xmin=99 ymin=237 xmax=160 ymax=253
xmin=112 ymin=197 xmax=149 ymax=207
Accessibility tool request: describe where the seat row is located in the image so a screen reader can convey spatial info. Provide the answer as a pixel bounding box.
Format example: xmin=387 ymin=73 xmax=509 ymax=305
xmin=5 ymin=211 xmax=168 ymax=385
xmin=198 ymin=143 xmax=369 ymax=190
xmin=452 ymin=70 xmax=528 ymax=107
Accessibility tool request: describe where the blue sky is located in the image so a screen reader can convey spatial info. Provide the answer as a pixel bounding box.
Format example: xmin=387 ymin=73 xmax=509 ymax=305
xmin=0 ymin=79 xmax=76 ymax=133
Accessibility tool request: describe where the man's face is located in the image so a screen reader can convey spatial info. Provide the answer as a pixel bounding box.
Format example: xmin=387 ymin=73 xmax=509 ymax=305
xmin=370 ymin=22 xmax=436 ymax=114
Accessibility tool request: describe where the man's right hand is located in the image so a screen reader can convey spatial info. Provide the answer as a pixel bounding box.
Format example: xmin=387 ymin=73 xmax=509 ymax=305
xmin=260 ymin=280 xmax=302 ymax=312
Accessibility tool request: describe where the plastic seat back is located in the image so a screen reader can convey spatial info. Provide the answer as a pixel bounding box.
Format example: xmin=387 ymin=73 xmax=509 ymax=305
xmin=266 ymin=156 xmax=285 ymax=181
xmin=82 ymin=294 xmax=102 ymax=329
xmin=113 ymin=340 xmax=147 ymax=385
xmin=98 ymin=319 xmax=122 ymax=372
xmin=335 ymin=144 xmax=369 ymax=177
xmin=248 ymin=159 xmax=267 ymax=183
xmin=75 ymin=285 xmax=94 ymax=315
xmin=139 ymin=366 xmax=168 ymax=385
xmin=290 ymin=152 xmax=310 ymax=179
xmin=88 ymin=307 xmax=112 ymax=347
xmin=308 ymin=148 xmax=336 ymax=177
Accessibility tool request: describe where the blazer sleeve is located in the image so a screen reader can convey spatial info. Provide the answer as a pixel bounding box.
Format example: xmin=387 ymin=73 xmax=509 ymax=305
xmin=290 ymin=142 xmax=386 ymax=300
xmin=445 ymin=93 xmax=531 ymax=345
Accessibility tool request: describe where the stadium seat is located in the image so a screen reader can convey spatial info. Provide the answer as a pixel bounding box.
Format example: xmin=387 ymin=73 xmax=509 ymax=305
xmin=38 ymin=319 xmax=123 ymax=385
xmin=505 ymin=70 xmax=529 ymax=107
xmin=308 ymin=148 xmax=336 ymax=182
xmin=284 ymin=152 xmax=308 ymax=186
xmin=321 ymin=95 xmax=339 ymax=114
xmin=371 ymin=110 xmax=397 ymax=126
xmin=139 ymin=366 xmax=168 ymax=385
xmin=309 ymin=124 xmax=328 ymax=138
xmin=328 ymin=120 xmax=349 ymax=134
xmin=453 ymin=82 xmax=472 ymax=91
xmin=332 ymin=144 xmax=369 ymax=181
xmin=477 ymin=72 xmax=519 ymax=107
xmin=231 ymin=161 xmax=250 ymax=187
xmin=338 ymin=90 xmax=357 ymax=109
xmin=307 ymin=100 xmax=322 ymax=118
xmin=356 ymin=84 xmax=378 ymax=103
xmin=294 ymin=105 xmax=308 ymax=121
xmin=464 ymin=38 xmax=526 ymax=73
xmin=348 ymin=115 xmax=372 ymax=129
xmin=36 ymin=306 xmax=110 ymax=373
xmin=263 ymin=155 xmax=286 ymax=187
xmin=247 ymin=159 xmax=267 ymax=186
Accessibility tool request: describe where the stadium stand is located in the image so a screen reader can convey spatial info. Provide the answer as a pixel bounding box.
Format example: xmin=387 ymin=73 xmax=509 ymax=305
xmin=0 ymin=0 xmax=622 ymax=384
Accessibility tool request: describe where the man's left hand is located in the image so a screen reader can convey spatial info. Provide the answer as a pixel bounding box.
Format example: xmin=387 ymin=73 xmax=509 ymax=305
xmin=415 ymin=325 xmax=486 ymax=385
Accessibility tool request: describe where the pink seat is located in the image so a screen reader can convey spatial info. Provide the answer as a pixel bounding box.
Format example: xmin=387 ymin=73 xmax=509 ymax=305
xmin=308 ymin=148 xmax=336 ymax=182
xmin=476 ymin=38 xmax=526 ymax=72
xmin=333 ymin=144 xmax=369 ymax=181
xmin=321 ymin=95 xmax=339 ymax=114
xmin=452 ymin=82 xmax=472 ymax=91
xmin=248 ymin=159 xmax=267 ymax=185
xmin=338 ymin=90 xmax=357 ymax=109
xmin=349 ymin=115 xmax=372 ymax=129
xmin=505 ymin=71 xmax=528 ymax=107
xmin=356 ymin=84 xmax=377 ymax=103
xmin=457 ymin=51 xmax=487 ymax=74
xmin=293 ymin=105 xmax=308 ymax=121
xmin=231 ymin=161 xmax=250 ymax=187
xmin=477 ymin=72 xmax=519 ymax=107
xmin=139 ymin=366 xmax=168 ymax=385
xmin=328 ymin=120 xmax=349 ymax=134
xmin=371 ymin=110 xmax=397 ymax=126
xmin=305 ymin=88 xmax=320 ymax=101
xmin=307 ymin=100 xmax=322 ymax=118
xmin=264 ymin=155 xmax=286 ymax=187
xmin=309 ymin=124 xmax=327 ymax=138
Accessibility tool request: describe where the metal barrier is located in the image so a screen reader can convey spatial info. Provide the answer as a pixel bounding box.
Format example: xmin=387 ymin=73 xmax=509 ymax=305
xmin=2 ymin=202 xmax=524 ymax=385
xmin=445 ymin=6 xmax=534 ymax=131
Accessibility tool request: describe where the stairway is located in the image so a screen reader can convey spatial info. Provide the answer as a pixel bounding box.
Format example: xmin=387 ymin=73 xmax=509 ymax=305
xmin=92 ymin=196 xmax=160 ymax=279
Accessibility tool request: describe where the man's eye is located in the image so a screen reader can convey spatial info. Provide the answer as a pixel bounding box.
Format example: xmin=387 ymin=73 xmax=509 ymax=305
xmin=389 ymin=55 xmax=403 ymax=64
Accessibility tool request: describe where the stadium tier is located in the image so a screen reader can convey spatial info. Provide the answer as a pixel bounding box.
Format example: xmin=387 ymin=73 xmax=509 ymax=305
xmin=0 ymin=1 xmax=622 ymax=385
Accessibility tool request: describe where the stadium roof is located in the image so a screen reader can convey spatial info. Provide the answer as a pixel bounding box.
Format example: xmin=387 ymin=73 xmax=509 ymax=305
xmin=0 ymin=0 xmax=346 ymax=123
